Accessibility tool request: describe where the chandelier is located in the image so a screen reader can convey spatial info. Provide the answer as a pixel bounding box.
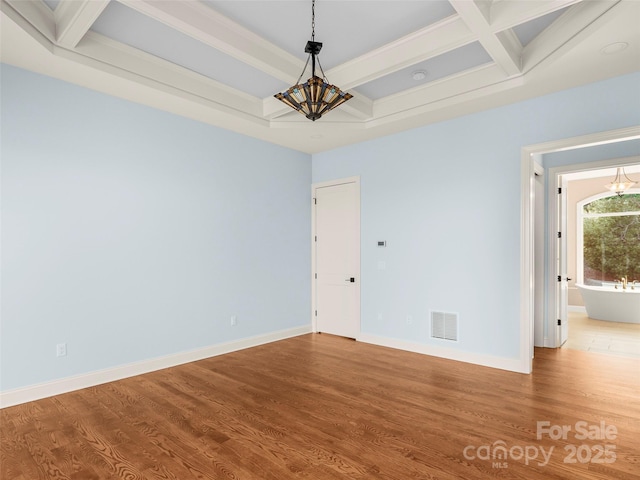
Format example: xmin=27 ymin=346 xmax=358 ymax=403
xmin=274 ymin=0 xmax=352 ymax=121
xmin=605 ymin=167 xmax=637 ymax=196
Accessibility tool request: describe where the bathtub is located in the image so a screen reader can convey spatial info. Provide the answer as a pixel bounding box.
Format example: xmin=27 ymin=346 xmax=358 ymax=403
xmin=576 ymin=284 xmax=640 ymax=324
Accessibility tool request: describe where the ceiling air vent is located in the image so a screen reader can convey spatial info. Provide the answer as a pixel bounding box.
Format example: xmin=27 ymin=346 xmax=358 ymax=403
xmin=430 ymin=311 xmax=458 ymax=341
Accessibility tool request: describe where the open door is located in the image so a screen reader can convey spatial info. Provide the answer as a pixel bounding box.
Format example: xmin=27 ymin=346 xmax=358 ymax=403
xmin=556 ymin=175 xmax=569 ymax=346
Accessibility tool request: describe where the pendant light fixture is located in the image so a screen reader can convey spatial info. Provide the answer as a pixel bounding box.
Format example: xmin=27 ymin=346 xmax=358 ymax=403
xmin=605 ymin=167 xmax=637 ymax=196
xmin=274 ymin=0 xmax=352 ymax=121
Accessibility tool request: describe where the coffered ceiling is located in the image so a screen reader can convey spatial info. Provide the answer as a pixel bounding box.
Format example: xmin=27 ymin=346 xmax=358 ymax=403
xmin=1 ymin=0 xmax=639 ymax=153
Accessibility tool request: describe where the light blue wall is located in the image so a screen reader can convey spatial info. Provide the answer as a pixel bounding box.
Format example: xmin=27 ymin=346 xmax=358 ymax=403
xmin=1 ymin=65 xmax=311 ymax=391
xmin=3 ymin=64 xmax=638 ymax=392
xmin=313 ymin=72 xmax=640 ymax=360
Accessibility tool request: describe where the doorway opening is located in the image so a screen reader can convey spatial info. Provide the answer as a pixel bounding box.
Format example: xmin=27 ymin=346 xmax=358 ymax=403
xmin=559 ymin=166 xmax=640 ymax=358
xmin=520 ymin=126 xmax=640 ymax=373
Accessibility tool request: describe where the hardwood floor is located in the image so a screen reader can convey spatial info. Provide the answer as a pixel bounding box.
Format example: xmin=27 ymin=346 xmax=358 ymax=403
xmin=2 ymin=333 xmax=639 ymax=479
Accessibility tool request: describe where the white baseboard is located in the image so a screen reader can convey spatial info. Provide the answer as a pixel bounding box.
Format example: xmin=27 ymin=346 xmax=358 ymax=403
xmin=357 ymin=333 xmax=527 ymax=373
xmin=0 ymin=325 xmax=311 ymax=409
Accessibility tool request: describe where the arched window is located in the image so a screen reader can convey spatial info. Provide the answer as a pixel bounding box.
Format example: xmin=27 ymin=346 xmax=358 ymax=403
xmin=577 ymin=190 xmax=640 ymax=286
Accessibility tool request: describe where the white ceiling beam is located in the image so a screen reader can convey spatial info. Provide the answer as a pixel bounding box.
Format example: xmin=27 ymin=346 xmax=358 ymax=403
xmin=373 ymin=63 xmax=520 ymax=120
xmin=55 ymin=0 xmax=109 ymax=48
xmin=117 ymin=0 xmax=304 ymax=84
xmin=489 ymin=0 xmax=584 ymax=32
xmin=339 ymin=94 xmax=375 ymax=121
xmin=521 ymin=0 xmax=621 ymax=72
xmin=367 ymin=72 xmax=524 ymax=130
xmin=473 ymin=0 xmax=492 ymax=22
xmin=327 ymin=16 xmax=476 ymax=90
xmin=72 ymin=31 xmax=264 ymax=118
xmin=449 ymin=0 xmax=521 ymax=76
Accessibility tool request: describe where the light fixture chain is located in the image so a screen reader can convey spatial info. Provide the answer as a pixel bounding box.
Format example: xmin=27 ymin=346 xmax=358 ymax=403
xmin=311 ymin=0 xmax=315 ymax=40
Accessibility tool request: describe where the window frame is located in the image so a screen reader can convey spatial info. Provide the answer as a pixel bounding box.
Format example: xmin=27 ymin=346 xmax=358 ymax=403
xmin=577 ymin=188 xmax=640 ymax=285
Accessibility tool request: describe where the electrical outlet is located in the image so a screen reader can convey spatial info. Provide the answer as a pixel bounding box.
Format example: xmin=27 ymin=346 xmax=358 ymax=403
xmin=406 ymin=315 xmax=413 ymax=325
xmin=56 ymin=343 xmax=67 ymax=357
xmin=231 ymin=316 xmax=237 ymax=326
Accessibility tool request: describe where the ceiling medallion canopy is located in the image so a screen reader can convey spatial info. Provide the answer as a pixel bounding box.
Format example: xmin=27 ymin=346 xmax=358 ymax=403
xmin=274 ymin=0 xmax=352 ymax=121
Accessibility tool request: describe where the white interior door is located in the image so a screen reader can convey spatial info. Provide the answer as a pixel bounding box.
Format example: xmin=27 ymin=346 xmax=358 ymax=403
xmin=313 ymin=179 xmax=360 ymax=338
xmin=557 ymin=176 xmax=569 ymax=346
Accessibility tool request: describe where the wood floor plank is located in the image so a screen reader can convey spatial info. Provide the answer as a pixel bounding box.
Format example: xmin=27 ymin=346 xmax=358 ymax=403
xmin=2 ymin=333 xmax=639 ymax=479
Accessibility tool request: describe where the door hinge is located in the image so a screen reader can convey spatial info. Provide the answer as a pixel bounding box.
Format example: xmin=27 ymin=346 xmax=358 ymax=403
xmin=557 ymin=275 xmax=562 ymax=282
xmin=557 ymin=319 xmax=562 ymax=326
xmin=314 ymin=197 xmax=316 ymax=205
xmin=315 ymin=310 xmax=317 ymax=317
xmin=557 ymin=231 xmax=562 ymax=238
xmin=315 ymin=235 xmax=317 ymax=242
xmin=315 ymin=273 xmax=317 ymax=279
xmin=558 ymin=187 xmax=562 ymax=194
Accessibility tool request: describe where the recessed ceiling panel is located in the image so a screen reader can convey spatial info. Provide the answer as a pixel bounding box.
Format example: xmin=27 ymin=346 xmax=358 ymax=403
xmin=90 ymin=0 xmax=289 ymax=99
xmin=43 ymin=0 xmax=60 ymax=11
xmin=205 ymin=0 xmax=456 ymax=69
xmin=356 ymin=42 xmax=493 ymax=100
xmin=512 ymin=7 xmax=569 ymax=47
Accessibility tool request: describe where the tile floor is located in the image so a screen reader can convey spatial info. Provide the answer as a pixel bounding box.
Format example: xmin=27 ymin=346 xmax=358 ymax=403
xmin=563 ymin=310 xmax=640 ymax=358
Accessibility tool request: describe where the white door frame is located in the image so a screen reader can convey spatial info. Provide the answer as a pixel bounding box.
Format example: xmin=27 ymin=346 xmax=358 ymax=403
xmin=533 ymin=164 xmax=545 ymax=350
xmin=548 ymin=155 xmax=640 ymax=348
xmin=520 ymin=126 xmax=640 ymax=373
xmin=311 ymin=176 xmax=361 ymax=335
